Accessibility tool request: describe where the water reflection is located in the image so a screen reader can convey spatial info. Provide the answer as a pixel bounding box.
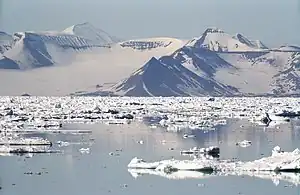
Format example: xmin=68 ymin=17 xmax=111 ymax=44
xmin=128 ymin=169 xmax=300 ymax=186
xmin=1 ymin=120 xmax=300 ymax=195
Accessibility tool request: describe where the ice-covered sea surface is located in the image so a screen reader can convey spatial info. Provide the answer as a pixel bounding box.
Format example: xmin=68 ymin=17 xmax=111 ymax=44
xmin=1 ymin=97 xmax=300 ymax=195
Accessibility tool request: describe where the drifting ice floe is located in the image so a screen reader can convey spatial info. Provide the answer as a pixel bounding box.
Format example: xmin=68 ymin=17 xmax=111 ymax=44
xmin=6 ymin=129 xmax=92 ymax=134
xmin=79 ymin=148 xmax=90 ymax=154
xmin=0 ymin=136 xmax=52 ymax=146
xmin=128 ymin=146 xmax=300 ymax=172
xmin=183 ymin=134 xmax=196 ymax=138
xmin=0 ymin=145 xmax=59 ymax=155
xmin=180 ymin=146 xmax=220 ymax=157
xmin=236 ymin=140 xmax=252 ymax=148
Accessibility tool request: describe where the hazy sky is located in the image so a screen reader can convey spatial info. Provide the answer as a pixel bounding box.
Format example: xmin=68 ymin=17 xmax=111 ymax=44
xmin=1 ymin=0 xmax=300 ymax=47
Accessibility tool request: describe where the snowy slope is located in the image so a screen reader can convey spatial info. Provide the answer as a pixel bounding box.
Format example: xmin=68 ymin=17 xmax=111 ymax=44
xmin=106 ymin=37 xmax=300 ymax=97
xmin=63 ymin=22 xmax=118 ymax=46
xmin=186 ymin=28 xmax=268 ymax=52
xmin=272 ymin=46 xmax=300 ymax=52
xmin=0 ymin=25 xmax=185 ymax=70
xmin=0 ymin=26 xmax=114 ymax=69
xmin=2 ymin=32 xmax=106 ymax=69
xmin=111 ymin=57 xmax=238 ymax=97
xmin=119 ymin=37 xmax=186 ymax=52
xmin=270 ymin=53 xmax=300 ymax=94
xmin=0 ymin=38 xmax=185 ymax=95
xmin=171 ymin=46 xmax=235 ymax=78
xmin=0 ymin=31 xmax=13 ymax=54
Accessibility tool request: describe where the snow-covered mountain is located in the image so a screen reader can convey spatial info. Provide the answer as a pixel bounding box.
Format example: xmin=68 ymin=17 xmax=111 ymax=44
xmin=0 ymin=28 xmax=113 ymax=69
xmin=0 ymin=23 xmax=186 ymax=70
xmin=0 ymin=22 xmax=123 ymax=69
xmin=186 ymin=28 xmax=268 ymax=52
xmin=99 ymin=28 xmax=300 ymax=97
xmin=1 ymin=25 xmax=300 ymax=96
xmin=7 ymin=32 xmax=108 ymax=69
xmin=111 ymin=56 xmax=238 ymax=96
xmin=62 ymin=22 xmax=119 ymax=46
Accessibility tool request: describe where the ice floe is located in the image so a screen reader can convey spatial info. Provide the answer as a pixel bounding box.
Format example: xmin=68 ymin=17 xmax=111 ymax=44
xmin=128 ymin=146 xmax=300 ymax=185
xmin=128 ymin=146 xmax=300 ymax=172
xmin=0 ymin=145 xmax=60 ymax=156
xmin=236 ymin=140 xmax=252 ymax=148
xmin=0 ymin=135 xmax=52 ymax=146
xmin=180 ymin=146 xmax=220 ymax=157
xmin=79 ymin=148 xmax=90 ymax=154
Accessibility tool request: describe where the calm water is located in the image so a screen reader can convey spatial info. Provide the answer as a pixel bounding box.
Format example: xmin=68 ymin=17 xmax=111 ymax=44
xmin=1 ymin=119 xmax=300 ymax=195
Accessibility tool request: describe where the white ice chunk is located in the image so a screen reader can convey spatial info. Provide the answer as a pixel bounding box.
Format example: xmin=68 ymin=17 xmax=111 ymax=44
xmin=129 ymin=147 xmax=300 ymax=172
xmin=236 ymin=140 xmax=252 ymax=148
xmin=79 ymin=148 xmax=90 ymax=154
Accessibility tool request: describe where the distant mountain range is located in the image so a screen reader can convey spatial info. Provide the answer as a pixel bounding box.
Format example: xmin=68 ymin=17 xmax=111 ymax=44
xmin=0 ymin=23 xmax=300 ymax=97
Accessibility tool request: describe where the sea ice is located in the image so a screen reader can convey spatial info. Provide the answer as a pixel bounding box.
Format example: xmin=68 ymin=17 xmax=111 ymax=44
xmin=0 ymin=145 xmax=59 ymax=155
xmin=180 ymin=146 xmax=220 ymax=157
xmin=0 ymin=97 xmax=300 ymax=135
xmin=236 ymin=140 xmax=252 ymax=148
xmin=128 ymin=146 xmax=300 ymax=172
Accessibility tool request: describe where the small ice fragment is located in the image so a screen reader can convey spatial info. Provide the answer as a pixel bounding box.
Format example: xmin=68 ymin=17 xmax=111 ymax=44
xmin=161 ymin=140 xmax=166 ymax=144
xmin=57 ymin=141 xmax=70 ymax=147
xmin=236 ymin=140 xmax=252 ymax=148
xmin=79 ymin=148 xmax=90 ymax=154
xmin=138 ymin=140 xmax=144 ymax=144
xmin=272 ymin=146 xmax=283 ymax=156
xmin=292 ymin=148 xmax=300 ymax=155
xmin=180 ymin=146 xmax=220 ymax=157
xmin=273 ymin=178 xmax=280 ymax=186
xmin=207 ymin=97 xmax=215 ymax=101
xmin=6 ymin=109 xmax=13 ymax=116
xmin=183 ymin=134 xmax=196 ymax=139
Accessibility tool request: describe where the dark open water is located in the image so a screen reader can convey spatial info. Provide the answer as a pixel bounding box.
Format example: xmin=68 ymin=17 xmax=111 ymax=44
xmin=1 ymin=119 xmax=300 ymax=195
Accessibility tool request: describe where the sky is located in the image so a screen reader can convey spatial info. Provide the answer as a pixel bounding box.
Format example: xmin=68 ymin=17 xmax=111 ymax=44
xmin=0 ymin=0 xmax=300 ymax=47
